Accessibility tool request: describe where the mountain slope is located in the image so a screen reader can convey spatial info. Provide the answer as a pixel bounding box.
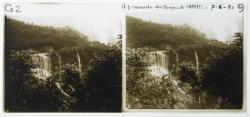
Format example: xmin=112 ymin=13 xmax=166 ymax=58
xmin=5 ymin=17 xmax=91 ymax=52
xmin=5 ymin=17 xmax=112 ymax=69
xmin=126 ymin=16 xmax=227 ymax=64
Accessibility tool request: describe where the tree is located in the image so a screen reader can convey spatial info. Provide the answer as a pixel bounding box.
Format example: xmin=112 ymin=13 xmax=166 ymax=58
xmin=202 ymin=32 xmax=243 ymax=108
xmin=5 ymin=50 xmax=34 ymax=111
xmin=61 ymin=63 xmax=85 ymax=111
xmin=84 ymin=46 xmax=122 ymax=112
xmin=126 ymin=48 xmax=148 ymax=96
xmin=178 ymin=62 xmax=198 ymax=85
xmin=62 ymin=64 xmax=82 ymax=89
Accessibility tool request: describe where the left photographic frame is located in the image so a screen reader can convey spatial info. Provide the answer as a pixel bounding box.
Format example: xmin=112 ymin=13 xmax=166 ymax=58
xmin=4 ymin=2 xmax=123 ymax=112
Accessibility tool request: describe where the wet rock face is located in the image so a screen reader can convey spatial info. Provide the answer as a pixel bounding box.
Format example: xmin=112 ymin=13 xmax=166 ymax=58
xmin=30 ymin=53 xmax=51 ymax=80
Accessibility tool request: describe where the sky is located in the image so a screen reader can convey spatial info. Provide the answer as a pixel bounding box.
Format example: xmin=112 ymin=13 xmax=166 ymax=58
xmin=127 ymin=5 xmax=244 ymax=42
xmin=5 ymin=3 xmax=122 ymax=44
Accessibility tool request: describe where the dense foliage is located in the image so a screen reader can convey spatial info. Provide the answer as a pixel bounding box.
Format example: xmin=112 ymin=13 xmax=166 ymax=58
xmin=202 ymin=33 xmax=243 ymax=109
xmin=84 ymin=46 xmax=122 ymax=111
xmin=5 ymin=50 xmax=61 ymax=111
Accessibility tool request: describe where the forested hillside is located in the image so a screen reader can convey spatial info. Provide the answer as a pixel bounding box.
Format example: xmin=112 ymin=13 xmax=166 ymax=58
xmin=126 ymin=16 xmax=227 ymax=64
xmin=5 ymin=17 xmax=115 ymax=69
xmin=5 ymin=17 xmax=90 ymax=51
xmin=127 ymin=16 xmax=226 ymax=48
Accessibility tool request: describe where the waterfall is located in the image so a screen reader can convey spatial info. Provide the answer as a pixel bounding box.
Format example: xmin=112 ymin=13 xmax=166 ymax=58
xmin=30 ymin=53 xmax=51 ymax=80
xmin=77 ymin=53 xmax=81 ymax=72
xmin=145 ymin=51 xmax=169 ymax=78
xmin=195 ymin=51 xmax=199 ymax=75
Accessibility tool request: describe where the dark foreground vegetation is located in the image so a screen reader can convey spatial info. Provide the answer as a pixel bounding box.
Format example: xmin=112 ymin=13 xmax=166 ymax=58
xmin=126 ymin=16 xmax=243 ymax=109
xmin=5 ymin=17 xmax=122 ymax=112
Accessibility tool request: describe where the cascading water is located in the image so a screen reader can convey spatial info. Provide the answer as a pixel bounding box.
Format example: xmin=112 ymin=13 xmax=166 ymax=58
xmin=77 ymin=53 xmax=81 ymax=72
xmin=145 ymin=51 xmax=169 ymax=78
xmin=144 ymin=50 xmax=188 ymax=103
xmin=30 ymin=53 xmax=51 ymax=80
xmin=195 ymin=51 xmax=199 ymax=75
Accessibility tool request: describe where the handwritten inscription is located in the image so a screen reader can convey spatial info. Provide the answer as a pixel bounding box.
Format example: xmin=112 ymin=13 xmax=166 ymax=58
xmin=122 ymin=3 xmax=245 ymax=13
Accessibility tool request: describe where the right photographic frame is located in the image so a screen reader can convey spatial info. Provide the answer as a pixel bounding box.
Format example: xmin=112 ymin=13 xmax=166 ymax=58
xmin=125 ymin=2 xmax=246 ymax=110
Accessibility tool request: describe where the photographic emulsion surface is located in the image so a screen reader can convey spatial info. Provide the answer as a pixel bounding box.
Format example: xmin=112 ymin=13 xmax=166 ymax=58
xmin=4 ymin=3 xmax=122 ymax=112
xmin=125 ymin=6 xmax=245 ymax=110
